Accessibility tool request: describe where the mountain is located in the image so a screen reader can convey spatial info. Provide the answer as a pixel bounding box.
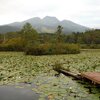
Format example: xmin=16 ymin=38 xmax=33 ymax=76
xmin=0 ymin=16 xmax=89 ymax=34
xmin=0 ymin=25 xmax=20 ymax=33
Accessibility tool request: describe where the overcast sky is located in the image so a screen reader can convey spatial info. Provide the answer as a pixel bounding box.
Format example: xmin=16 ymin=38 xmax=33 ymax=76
xmin=0 ymin=0 xmax=100 ymax=28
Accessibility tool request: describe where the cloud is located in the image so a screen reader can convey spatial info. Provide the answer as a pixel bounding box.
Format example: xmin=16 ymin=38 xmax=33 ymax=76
xmin=0 ymin=0 xmax=100 ymax=28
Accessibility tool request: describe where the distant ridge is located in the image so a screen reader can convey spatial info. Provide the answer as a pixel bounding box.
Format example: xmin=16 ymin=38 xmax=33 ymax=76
xmin=0 ymin=16 xmax=89 ymax=33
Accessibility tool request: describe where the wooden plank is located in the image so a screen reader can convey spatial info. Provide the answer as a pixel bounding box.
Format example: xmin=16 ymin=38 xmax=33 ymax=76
xmin=55 ymin=67 xmax=100 ymax=85
xmin=60 ymin=69 xmax=81 ymax=79
xmin=81 ymin=72 xmax=100 ymax=84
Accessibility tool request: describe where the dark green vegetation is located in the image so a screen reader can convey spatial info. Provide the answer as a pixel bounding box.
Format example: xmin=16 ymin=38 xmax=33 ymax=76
xmin=0 ymin=23 xmax=100 ymax=55
xmin=0 ymin=51 xmax=100 ymax=100
xmin=0 ymin=23 xmax=80 ymax=55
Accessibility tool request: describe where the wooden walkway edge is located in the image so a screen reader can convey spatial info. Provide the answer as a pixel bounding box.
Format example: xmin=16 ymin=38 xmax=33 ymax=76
xmin=56 ymin=69 xmax=100 ymax=85
xmin=60 ymin=69 xmax=81 ymax=79
xmin=81 ymin=72 xmax=100 ymax=84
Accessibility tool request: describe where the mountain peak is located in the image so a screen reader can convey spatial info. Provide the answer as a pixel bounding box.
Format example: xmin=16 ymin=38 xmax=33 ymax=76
xmin=43 ymin=16 xmax=59 ymax=21
xmin=42 ymin=16 xmax=59 ymax=25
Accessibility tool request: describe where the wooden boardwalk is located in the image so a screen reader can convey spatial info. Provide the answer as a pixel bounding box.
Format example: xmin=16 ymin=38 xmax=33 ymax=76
xmin=56 ymin=69 xmax=100 ymax=84
xmin=81 ymin=72 xmax=100 ymax=84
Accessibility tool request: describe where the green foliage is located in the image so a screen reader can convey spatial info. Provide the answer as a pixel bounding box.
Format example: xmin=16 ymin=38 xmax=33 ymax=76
xmin=54 ymin=43 xmax=80 ymax=54
xmin=0 ymin=44 xmax=16 ymax=51
xmin=0 ymin=37 xmax=24 ymax=51
xmin=25 ymin=43 xmax=51 ymax=55
xmin=64 ymin=29 xmax=100 ymax=45
xmin=0 ymin=23 xmax=100 ymax=53
xmin=81 ymin=44 xmax=100 ymax=49
xmin=0 ymin=23 xmax=39 ymax=51
xmin=0 ymin=51 xmax=100 ymax=99
xmin=56 ymin=25 xmax=63 ymax=43
xmin=21 ymin=23 xmax=38 ymax=45
xmin=53 ymin=62 xmax=64 ymax=72
xmin=25 ymin=43 xmax=80 ymax=55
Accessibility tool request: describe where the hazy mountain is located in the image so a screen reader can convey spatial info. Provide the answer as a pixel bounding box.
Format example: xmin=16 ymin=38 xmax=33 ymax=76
xmin=0 ymin=25 xmax=20 ymax=33
xmin=0 ymin=16 xmax=89 ymax=33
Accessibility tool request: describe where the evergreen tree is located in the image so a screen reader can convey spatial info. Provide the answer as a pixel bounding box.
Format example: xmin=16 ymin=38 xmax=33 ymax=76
xmin=56 ymin=25 xmax=63 ymax=43
xmin=21 ymin=23 xmax=38 ymax=45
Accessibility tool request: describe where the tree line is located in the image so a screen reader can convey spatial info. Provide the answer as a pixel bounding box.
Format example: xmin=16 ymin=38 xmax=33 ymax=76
xmin=0 ymin=23 xmax=99 ymax=55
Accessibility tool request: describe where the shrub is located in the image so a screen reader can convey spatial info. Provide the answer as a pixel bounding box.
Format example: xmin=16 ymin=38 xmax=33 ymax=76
xmin=53 ymin=62 xmax=63 ymax=72
xmin=64 ymin=44 xmax=80 ymax=54
xmin=25 ymin=43 xmax=80 ymax=55
xmin=0 ymin=37 xmax=24 ymax=51
xmin=81 ymin=44 xmax=100 ymax=49
xmin=25 ymin=43 xmax=51 ymax=55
